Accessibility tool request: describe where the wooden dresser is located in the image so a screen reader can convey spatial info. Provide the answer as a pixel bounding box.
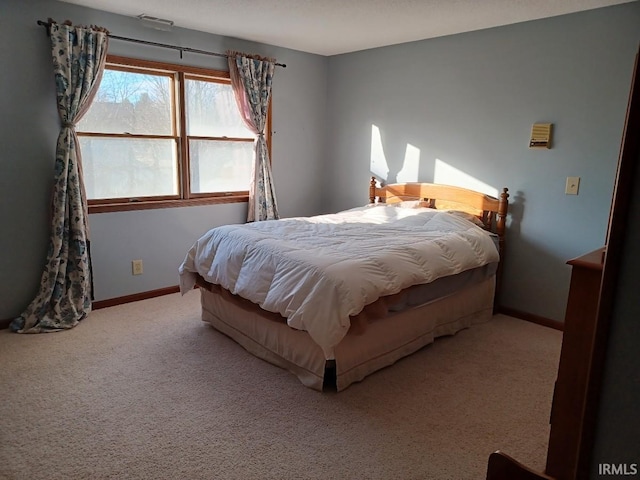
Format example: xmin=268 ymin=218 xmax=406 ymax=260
xmin=545 ymin=247 xmax=605 ymax=480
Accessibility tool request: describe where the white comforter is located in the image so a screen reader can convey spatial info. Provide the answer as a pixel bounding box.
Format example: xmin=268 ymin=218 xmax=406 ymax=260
xmin=179 ymin=205 xmax=499 ymax=359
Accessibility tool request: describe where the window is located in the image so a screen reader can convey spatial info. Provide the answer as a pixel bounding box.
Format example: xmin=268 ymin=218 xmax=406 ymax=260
xmin=77 ymin=55 xmax=270 ymax=212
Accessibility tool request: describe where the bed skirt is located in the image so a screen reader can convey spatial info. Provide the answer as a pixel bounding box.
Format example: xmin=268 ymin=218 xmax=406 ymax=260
xmin=199 ymin=275 xmax=495 ymax=391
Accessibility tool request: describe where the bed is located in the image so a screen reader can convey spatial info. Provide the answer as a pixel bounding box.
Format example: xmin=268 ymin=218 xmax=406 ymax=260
xmin=179 ymin=177 xmax=509 ymax=391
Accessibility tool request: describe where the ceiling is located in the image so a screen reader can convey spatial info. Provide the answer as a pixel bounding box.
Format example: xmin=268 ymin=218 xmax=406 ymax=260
xmin=60 ymin=0 xmax=635 ymax=56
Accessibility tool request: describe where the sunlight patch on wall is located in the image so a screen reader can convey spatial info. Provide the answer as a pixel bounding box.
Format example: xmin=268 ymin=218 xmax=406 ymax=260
xmin=370 ymin=125 xmax=389 ymax=180
xmin=434 ymin=159 xmax=498 ymax=197
xmin=371 ymin=125 xmax=420 ymax=183
xmin=397 ymin=143 xmax=420 ymax=183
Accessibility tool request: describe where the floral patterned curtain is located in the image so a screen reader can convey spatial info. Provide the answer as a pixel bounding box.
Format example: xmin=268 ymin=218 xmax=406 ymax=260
xmin=11 ymin=21 xmax=109 ymax=333
xmin=227 ymin=51 xmax=279 ymax=222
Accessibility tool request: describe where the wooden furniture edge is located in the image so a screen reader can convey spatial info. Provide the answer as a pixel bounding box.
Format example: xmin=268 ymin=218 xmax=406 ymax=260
xmin=496 ymin=306 xmax=564 ymax=331
xmin=567 ymin=247 xmax=606 ymax=271
xmin=545 ymin=247 xmax=604 ymax=478
xmin=487 ymin=451 xmax=556 ymax=480
xmin=577 ymin=49 xmax=640 ymax=479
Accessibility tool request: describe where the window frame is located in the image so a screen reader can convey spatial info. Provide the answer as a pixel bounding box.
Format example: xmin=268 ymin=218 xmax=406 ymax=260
xmin=80 ymin=55 xmax=271 ymax=214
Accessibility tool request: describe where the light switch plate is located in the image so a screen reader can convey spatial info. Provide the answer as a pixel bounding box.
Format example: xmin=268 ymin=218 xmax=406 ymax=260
xmin=566 ymin=176 xmax=580 ymax=195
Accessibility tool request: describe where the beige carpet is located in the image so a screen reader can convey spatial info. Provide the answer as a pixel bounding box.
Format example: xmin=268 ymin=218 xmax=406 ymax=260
xmin=0 ymin=290 xmax=561 ymax=480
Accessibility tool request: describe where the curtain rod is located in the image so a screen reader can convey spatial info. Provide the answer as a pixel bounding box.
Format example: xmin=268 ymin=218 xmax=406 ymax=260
xmin=36 ymin=20 xmax=286 ymax=68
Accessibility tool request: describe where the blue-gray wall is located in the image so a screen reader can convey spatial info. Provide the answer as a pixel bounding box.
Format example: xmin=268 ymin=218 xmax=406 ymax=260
xmin=0 ymin=0 xmax=327 ymax=316
xmin=325 ymin=3 xmax=640 ymax=322
xmin=1 ymin=1 xmax=639 ymax=324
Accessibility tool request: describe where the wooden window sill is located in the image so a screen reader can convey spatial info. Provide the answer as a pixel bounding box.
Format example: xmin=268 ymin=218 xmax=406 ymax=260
xmin=88 ymin=195 xmax=248 ymax=214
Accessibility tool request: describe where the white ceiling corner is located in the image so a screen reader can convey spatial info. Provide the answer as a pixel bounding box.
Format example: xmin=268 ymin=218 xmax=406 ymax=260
xmin=58 ymin=0 xmax=636 ymax=56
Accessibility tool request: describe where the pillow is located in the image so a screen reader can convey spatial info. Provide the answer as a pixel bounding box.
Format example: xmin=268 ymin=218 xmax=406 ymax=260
xmin=445 ymin=210 xmax=486 ymax=228
xmin=365 ymin=200 xmax=430 ymax=208
xmin=395 ymin=200 xmax=431 ymax=209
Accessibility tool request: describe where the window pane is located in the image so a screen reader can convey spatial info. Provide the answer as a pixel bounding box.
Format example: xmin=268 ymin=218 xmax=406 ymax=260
xmin=80 ymin=137 xmax=178 ymax=199
xmin=186 ymin=79 xmax=254 ymax=137
xmin=78 ymin=69 xmax=173 ymax=135
xmin=190 ymin=140 xmax=253 ymax=193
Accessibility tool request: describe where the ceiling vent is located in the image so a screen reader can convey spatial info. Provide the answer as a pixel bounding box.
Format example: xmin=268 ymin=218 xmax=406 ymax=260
xmin=137 ymin=14 xmax=174 ymax=31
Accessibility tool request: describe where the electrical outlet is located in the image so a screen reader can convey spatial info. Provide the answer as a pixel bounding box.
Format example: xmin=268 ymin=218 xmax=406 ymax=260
xmin=132 ymin=259 xmax=143 ymax=275
xmin=565 ymin=176 xmax=580 ymax=195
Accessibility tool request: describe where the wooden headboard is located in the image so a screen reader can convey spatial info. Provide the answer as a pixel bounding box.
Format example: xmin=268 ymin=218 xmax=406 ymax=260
xmin=369 ymin=176 xmax=509 ymax=237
